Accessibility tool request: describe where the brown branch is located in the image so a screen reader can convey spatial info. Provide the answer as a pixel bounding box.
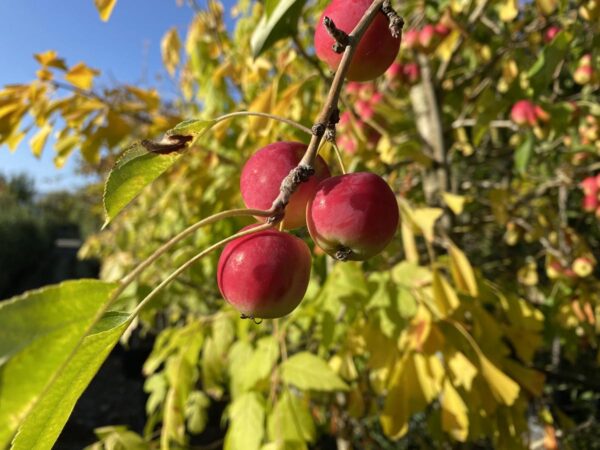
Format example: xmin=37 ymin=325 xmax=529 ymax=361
xmin=267 ymin=0 xmax=396 ymax=220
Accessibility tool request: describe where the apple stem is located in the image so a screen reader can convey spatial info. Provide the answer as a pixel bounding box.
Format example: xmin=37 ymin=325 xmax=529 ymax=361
xmin=118 ymin=208 xmax=271 ymax=292
xmin=132 ymin=223 xmax=274 ymax=316
xmin=382 ymin=1 xmax=404 ymax=39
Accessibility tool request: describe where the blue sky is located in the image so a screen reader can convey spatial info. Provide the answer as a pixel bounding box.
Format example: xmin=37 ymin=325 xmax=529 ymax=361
xmin=0 ymin=0 xmax=236 ymax=192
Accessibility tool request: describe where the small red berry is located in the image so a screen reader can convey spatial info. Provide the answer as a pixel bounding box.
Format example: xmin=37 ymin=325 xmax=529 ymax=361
xmin=217 ymin=227 xmax=312 ymax=319
xmin=307 ymin=172 xmax=399 ymax=260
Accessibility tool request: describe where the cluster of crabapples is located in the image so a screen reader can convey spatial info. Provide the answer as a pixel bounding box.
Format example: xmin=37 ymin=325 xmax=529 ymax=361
xmin=217 ymin=0 xmax=402 ymax=319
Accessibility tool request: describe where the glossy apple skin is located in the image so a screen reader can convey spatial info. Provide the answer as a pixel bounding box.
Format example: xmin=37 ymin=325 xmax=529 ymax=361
xmin=307 ymin=172 xmax=399 ymax=260
xmin=314 ymin=0 xmax=400 ymax=81
xmin=217 ymin=228 xmax=312 ymax=319
xmin=240 ymin=142 xmax=331 ymax=229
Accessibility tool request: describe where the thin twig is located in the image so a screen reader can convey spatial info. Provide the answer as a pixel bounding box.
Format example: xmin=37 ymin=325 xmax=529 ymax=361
xmin=133 ymin=223 xmax=274 ymax=315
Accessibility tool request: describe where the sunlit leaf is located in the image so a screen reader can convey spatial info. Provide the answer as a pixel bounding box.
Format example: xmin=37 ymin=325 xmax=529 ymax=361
xmin=224 ymin=392 xmax=265 ymax=450
xmin=412 ymin=208 xmax=443 ymax=243
xmin=65 ymin=62 xmax=99 ymax=90
xmin=448 ymin=351 xmax=477 ymax=390
xmin=102 ymin=139 xmax=189 ymax=226
xmin=497 ymin=0 xmax=519 ymax=21
xmin=441 ymin=380 xmax=469 ymax=442
xmin=448 ymin=241 xmax=478 ymax=297
xmin=479 ymin=355 xmax=519 ymax=406
xmin=280 ymin=352 xmax=348 ymax=391
xmin=28 ymin=123 xmax=52 ymax=158
xmin=267 ymin=390 xmax=315 ymax=444
xmin=11 ymin=312 xmax=130 ymax=450
xmin=94 ymin=0 xmax=117 ymax=21
xmin=250 ymin=0 xmax=307 ymax=58
xmin=34 ymin=51 xmax=67 ymax=70
xmin=431 ymin=271 xmax=460 ymax=316
xmin=0 ymin=280 xmax=118 ymax=448
xmin=161 ymin=27 xmax=181 ymax=77
xmin=442 ymin=192 xmax=466 ymax=215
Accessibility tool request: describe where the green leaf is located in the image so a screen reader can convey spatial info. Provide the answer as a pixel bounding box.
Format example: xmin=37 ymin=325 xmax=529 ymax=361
xmin=267 ymin=390 xmax=315 ymax=444
xmin=514 ymin=132 xmax=534 ymax=175
xmin=527 ymin=31 xmax=570 ymax=94
xmin=250 ymin=0 xmax=307 ymax=58
xmin=11 ymin=312 xmax=130 ymax=450
xmin=102 ymin=118 xmax=216 ymax=227
xmin=280 ymin=352 xmax=348 ymax=391
xmin=102 ymin=142 xmax=183 ymax=227
xmin=0 ymin=280 xmax=118 ymax=448
xmin=232 ymin=337 xmax=279 ymax=394
xmin=224 ymin=392 xmax=265 ymax=450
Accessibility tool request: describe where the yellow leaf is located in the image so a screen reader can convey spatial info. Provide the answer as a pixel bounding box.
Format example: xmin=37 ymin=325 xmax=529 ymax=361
xmin=6 ymin=130 xmax=25 ymax=152
xmin=29 ymin=123 xmax=52 ymax=158
xmin=517 ymin=260 xmax=538 ymax=286
xmin=54 ymin=134 xmax=79 ymax=168
xmin=441 ymin=380 xmax=469 ymax=442
xmin=34 ymin=50 xmax=67 ymax=70
xmin=448 ymin=351 xmax=477 ymax=390
xmin=435 ymin=30 xmax=461 ymax=62
xmin=431 ymin=270 xmax=460 ymax=316
xmin=401 ymin=220 xmax=419 ymax=264
xmin=126 ymin=85 xmax=160 ymax=109
xmin=498 ymin=0 xmax=519 ymax=21
xmin=247 ymin=82 xmax=274 ymax=133
xmin=479 ymin=355 xmax=519 ymax=406
xmin=381 ymin=354 xmax=430 ymax=439
xmin=399 ymin=305 xmax=431 ymax=352
xmin=65 ymin=62 xmax=99 ymax=90
xmin=94 ymin=0 xmax=117 ymax=21
xmin=448 ymin=241 xmax=479 ymax=297
xmin=413 ymin=353 xmax=443 ymax=402
xmin=412 ymin=207 xmax=443 ymax=242
xmin=443 ymin=192 xmax=466 ymax=215
xmin=502 ymin=358 xmax=545 ymax=397
xmin=161 ymin=27 xmax=181 ymax=77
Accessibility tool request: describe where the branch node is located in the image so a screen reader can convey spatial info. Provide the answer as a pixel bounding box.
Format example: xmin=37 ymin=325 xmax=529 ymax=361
xmin=324 ymin=16 xmax=350 ymax=53
xmin=325 ymin=107 xmax=340 ymax=142
xmin=312 ymin=122 xmax=326 ymax=137
xmin=382 ymin=1 xmax=404 ymax=39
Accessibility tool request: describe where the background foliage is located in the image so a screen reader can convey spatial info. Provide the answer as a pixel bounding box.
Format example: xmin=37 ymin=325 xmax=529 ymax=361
xmin=0 ymin=0 xmax=599 ymax=448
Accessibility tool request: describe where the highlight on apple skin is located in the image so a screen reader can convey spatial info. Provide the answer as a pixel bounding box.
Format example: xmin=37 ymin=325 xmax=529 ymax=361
xmin=314 ymin=0 xmax=401 ymax=82
xmin=306 ymin=172 xmax=399 ymax=261
xmin=217 ymin=227 xmax=312 ymax=319
xmin=240 ymin=141 xmax=331 ymax=229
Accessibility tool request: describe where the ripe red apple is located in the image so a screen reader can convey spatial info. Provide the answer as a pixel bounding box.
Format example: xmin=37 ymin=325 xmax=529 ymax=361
xmin=510 ymin=100 xmax=538 ymax=127
xmin=403 ymin=62 xmax=421 ymax=84
xmin=306 ymin=172 xmax=399 ymax=260
xmin=580 ymin=176 xmax=598 ymax=196
xmin=402 ymin=29 xmax=420 ymax=49
xmin=543 ymin=25 xmax=560 ymax=43
xmin=418 ymin=24 xmax=437 ymax=51
xmin=240 ymin=142 xmax=331 ymax=229
xmin=314 ymin=0 xmax=401 ymax=81
xmin=217 ymin=227 xmax=312 ymax=319
xmin=583 ymin=195 xmax=598 ymax=212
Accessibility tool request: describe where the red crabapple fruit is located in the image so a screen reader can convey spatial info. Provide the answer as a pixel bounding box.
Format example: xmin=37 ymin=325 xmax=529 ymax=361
xmin=314 ymin=0 xmax=401 ymax=81
xmin=217 ymin=227 xmax=312 ymax=319
xmin=307 ymin=172 xmax=399 ymax=260
xmin=240 ymin=142 xmax=331 ymax=229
